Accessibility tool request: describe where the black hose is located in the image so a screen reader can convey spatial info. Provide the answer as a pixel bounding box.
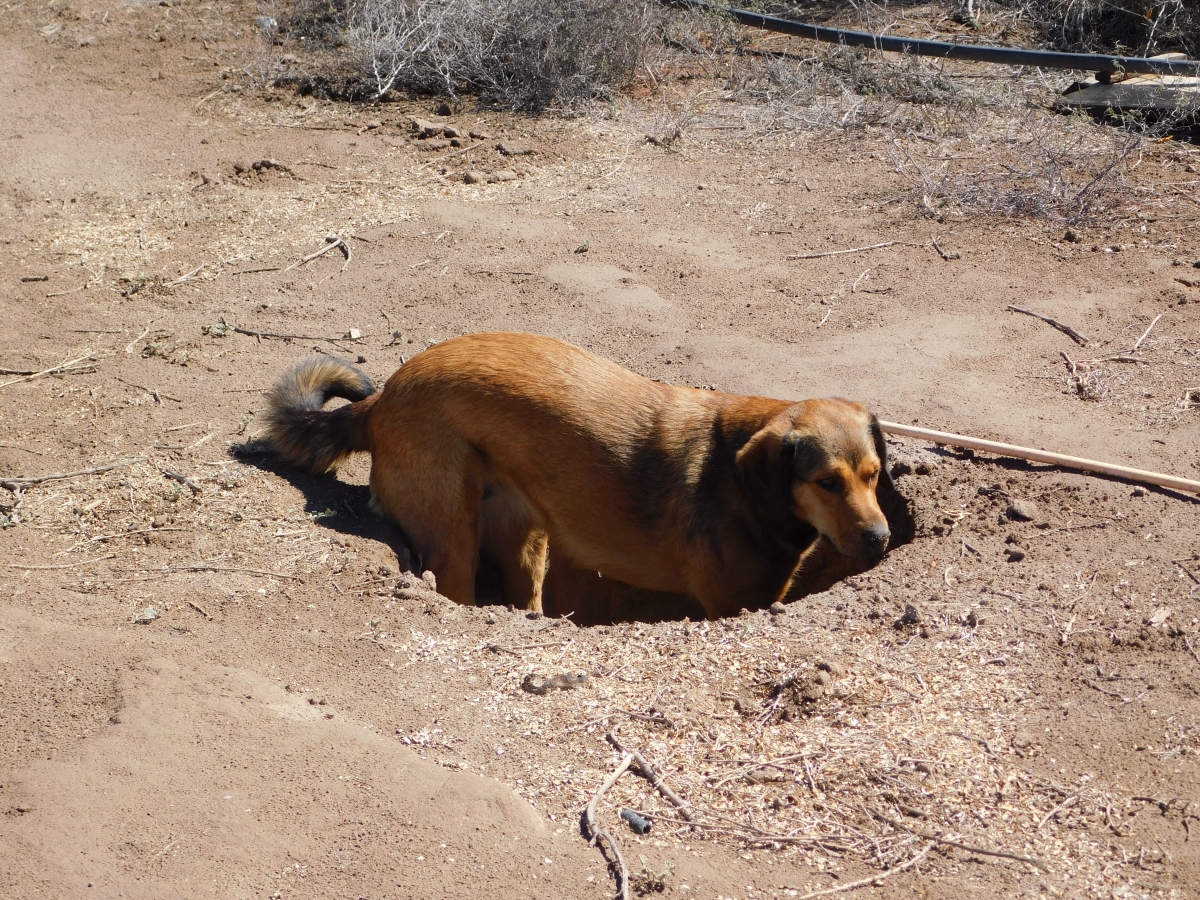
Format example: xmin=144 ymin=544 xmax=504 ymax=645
xmin=670 ymin=0 xmax=1200 ymax=76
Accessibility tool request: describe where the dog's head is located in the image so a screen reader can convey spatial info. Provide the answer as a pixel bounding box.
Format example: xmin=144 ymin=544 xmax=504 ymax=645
xmin=736 ymin=399 xmax=891 ymax=559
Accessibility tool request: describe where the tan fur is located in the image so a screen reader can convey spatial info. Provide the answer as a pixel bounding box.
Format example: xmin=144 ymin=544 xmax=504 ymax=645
xmin=265 ymin=332 xmax=890 ymax=620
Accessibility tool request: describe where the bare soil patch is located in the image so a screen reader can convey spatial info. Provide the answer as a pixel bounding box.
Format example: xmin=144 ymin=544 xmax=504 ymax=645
xmin=2 ymin=3 xmax=1200 ymax=899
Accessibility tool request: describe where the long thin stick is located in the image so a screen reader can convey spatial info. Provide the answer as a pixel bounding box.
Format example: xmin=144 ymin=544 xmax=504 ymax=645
xmin=879 ymin=421 xmax=1200 ymax=496
xmin=218 ymin=317 xmax=361 ymax=344
xmin=606 ymin=732 xmax=693 ymax=821
xmin=1006 ymin=305 xmax=1091 ymax=346
xmin=0 ymin=351 xmax=96 ymax=388
xmin=282 ymin=236 xmax=351 ymax=273
xmin=794 ymin=842 xmax=935 ymax=899
xmin=788 ymin=241 xmax=911 ymax=260
xmin=0 ymin=457 xmax=148 ymax=491
xmin=872 ymin=810 xmax=1047 ymax=870
xmin=585 ymin=753 xmax=634 ymax=900
xmin=1130 ymin=313 xmax=1163 ymax=353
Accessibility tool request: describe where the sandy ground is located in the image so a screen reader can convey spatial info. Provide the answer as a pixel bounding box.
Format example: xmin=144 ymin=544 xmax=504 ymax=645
xmin=3 ymin=2 xmax=1200 ymax=898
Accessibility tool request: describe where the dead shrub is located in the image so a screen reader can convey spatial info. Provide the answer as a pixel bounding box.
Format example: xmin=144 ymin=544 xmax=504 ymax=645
xmin=281 ymin=0 xmax=661 ymax=109
xmin=1016 ymin=0 xmax=1200 ymax=59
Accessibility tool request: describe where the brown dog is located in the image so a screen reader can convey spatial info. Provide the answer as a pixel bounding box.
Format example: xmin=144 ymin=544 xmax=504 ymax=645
xmin=264 ymin=332 xmax=891 ymax=620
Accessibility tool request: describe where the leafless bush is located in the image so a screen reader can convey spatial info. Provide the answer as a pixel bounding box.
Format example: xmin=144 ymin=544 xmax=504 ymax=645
xmin=282 ymin=0 xmax=660 ymax=109
xmin=893 ymin=114 xmax=1145 ymax=224
xmin=1013 ymin=0 xmax=1199 ymax=58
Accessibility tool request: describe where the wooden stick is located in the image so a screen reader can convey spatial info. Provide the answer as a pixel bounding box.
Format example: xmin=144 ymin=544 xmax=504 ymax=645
xmin=878 ymin=421 xmax=1200 ymax=496
xmin=0 ymin=351 xmax=97 ymax=388
xmin=794 ymin=842 xmax=935 ymax=900
xmin=0 ymin=457 xmax=148 ymax=491
xmin=606 ymin=732 xmax=693 ymax=821
xmin=873 ymin=810 xmax=1047 ymax=870
xmin=162 ymin=468 xmax=202 ymax=494
xmin=788 ymin=240 xmax=912 ymax=260
xmin=585 ymin=753 xmax=634 ymax=900
xmin=108 ymin=564 xmax=302 ymax=580
xmin=218 ymin=317 xmax=361 ymax=344
xmin=1006 ymin=305 xmax=1091 ymax=346
xmin=282 ymin=236 xmax=351 ymax=273
xmin=1130 ymin=313 xmax=1163 ymax=353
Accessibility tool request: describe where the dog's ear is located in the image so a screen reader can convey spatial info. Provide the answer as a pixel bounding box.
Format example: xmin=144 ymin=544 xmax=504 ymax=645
xmin=735 ymin=421 xmax=795 ymax=524
xmin=869 ymin=415 xmax=894 ymax=489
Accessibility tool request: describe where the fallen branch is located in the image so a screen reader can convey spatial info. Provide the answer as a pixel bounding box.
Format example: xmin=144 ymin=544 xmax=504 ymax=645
xmin=282 ymin=235 xmax=352 ymax=273
xmin=6 ymin=553 xmax=114 ymax=570
xmin=879 ymin=421 xmax=1200 ymax=496
xmin=788 ymin=240 xmax=914 ymax=260
xmin=0 ymin=361 xmax=95 ymax=377
xmin=217 ymin=317 xmax=362 ymax=345
xmin=162 ymin=468 xmax=202 ymax=494
xmin=187 ymin=600 xmax=213 ymax=619
xmin=0 ymin=351 xmax=97 ymax=388
xmin=108 ymin=564 xmax=302 ymax=580
xmin=0 ymin=457 xmax=148 ymax=492
xmin=1006 ymin=305 xmax=1091 ymax=346
xmin=1130 ymin=313 xmax=1164 ymax=353
xmin=872 ymin=810 xmax=1047 ymax=871
xmin=606 ymin=731 xmax=692 ymax=821
xmin=168 ymin=264 xmax=206 ymax=286
xmin=794 ymin=842 xmax=935 ymax=900
xmin=585 ymin=753 xmax=634 ymax=900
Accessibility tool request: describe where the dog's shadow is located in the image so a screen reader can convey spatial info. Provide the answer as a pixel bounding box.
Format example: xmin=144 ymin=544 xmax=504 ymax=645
xmin=233 ymin=440 xmax=508 ymax=601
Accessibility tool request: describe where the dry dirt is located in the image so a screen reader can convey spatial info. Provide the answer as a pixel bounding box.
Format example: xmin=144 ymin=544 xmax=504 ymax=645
xmin=3 ymin=2 xmax=1200 ymax=899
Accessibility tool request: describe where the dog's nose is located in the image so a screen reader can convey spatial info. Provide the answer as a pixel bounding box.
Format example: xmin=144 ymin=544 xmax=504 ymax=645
xmin=862 ymin=524 xmax=890 ymax=556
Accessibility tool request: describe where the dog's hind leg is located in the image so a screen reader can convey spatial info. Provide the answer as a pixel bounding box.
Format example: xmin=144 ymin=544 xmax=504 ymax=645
xmin=368 ymin=443 xmax=483 ymax=607
xmin=480 ymin=491 xmax=547 ymax=611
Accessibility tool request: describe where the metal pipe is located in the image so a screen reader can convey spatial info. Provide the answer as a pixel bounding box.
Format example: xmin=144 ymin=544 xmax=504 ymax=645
xmin=671 ymin=0 xmax=1200 ymax=76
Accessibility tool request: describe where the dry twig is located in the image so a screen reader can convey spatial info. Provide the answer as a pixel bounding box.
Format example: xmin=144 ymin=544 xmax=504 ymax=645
xmin=1007 ymin=305 xmax=1091 ymax=346
xmin=0 ymin=457 xmax=148 ymax=492
xmin=1130 ymin=313 xmax=1164 ymax=353
xmin=793 ymin=841 xmax=935 ymax=899
xmin=0 ymin=351 xmax=98 ymax=388
xmin=282 ymin=235 xmax=352 ymax=273
xmin=217 ymin=317 xmax=362 ymax=345
xmin=606 ymin=731 xmax=693 ymax=821
xmin=585 ymin=753 xmax=634 ymax=900
xmin=162 ymin=469 xmax=202 ymax=494
xmin=788 ymin=241 xmax=914 ymax=260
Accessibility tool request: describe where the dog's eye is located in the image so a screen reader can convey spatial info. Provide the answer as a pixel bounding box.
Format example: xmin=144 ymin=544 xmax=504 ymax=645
xmin=816 ymin=476 xmax=841 ymax=493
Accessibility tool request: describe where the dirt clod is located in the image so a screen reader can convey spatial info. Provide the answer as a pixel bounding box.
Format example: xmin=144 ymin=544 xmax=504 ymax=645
xmin=1006 ymin=499 xmax=1038 ymax=521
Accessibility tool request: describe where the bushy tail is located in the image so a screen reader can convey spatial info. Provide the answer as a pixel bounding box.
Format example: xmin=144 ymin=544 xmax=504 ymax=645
xmin=264 ymin=356 xmax=378 ymax=473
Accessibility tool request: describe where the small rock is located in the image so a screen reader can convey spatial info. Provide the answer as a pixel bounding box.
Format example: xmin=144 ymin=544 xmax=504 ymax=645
xmin=1148 ymin=607 xmax=1172 ymax=626
xmin=1063 ymin=229 xmax=1079 ymax=243
xmin=485 ymin=610 xmax=497 ymax=625
xmin=422 ymin=139 xmax=451 ymax=151
xmin=442 ymin=125 xmax=461 ymax=138
xmin=487 ymin=170 xmax=518 ymax=183
xmin=469 ymin=130 xmax=492 ymax=140
xmin=420 ymin=570 xmax=437 ymax=591
xmin=1132 ymin=486 xmax=1147 ymax=497
xmin=1005 ymin=547 xmax=1026 ymax=562
xmin=255 ymin=15 xmax=277 ymax=32
xmin=1004 ymin=532 xmax=1023 ymax=545
xmin=463 ymin=170 xmax=485 ymax=184
xmin=963 ymin=611 xmax=979 ymax=627
xmin=768 ymin=601 xmax=787 ymax=615
xmin=410 ymin=117 xmax=434 ymax=134
xmin=378 ymin=564 xmax=393 ymax=576
xmin=152 ymin=515 xmax=168 ymax=529
xmin=435 ymin=101 xmax=452 ymax=116
xmin=364 ymin=119 xmax=382 ymax=131
xmin=1194 ymin=260 xmax=1200 ymax=269
xmin=526 ymin=611 xmax=543 ymax=620
xmin=15 ymin=804 xmax=32 ymax=814
xmin=134 ymin=607 xmax=160 ymax=624
xmin=449 ymin=138 xmax=464 ymax=148
xmin=348 ymin=327 xmax=362 ymax=340
xmin=496 ymin=142 xmax=535 ymax=156
xmin=1005 ymin=499 xmax=1038 ymax=522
